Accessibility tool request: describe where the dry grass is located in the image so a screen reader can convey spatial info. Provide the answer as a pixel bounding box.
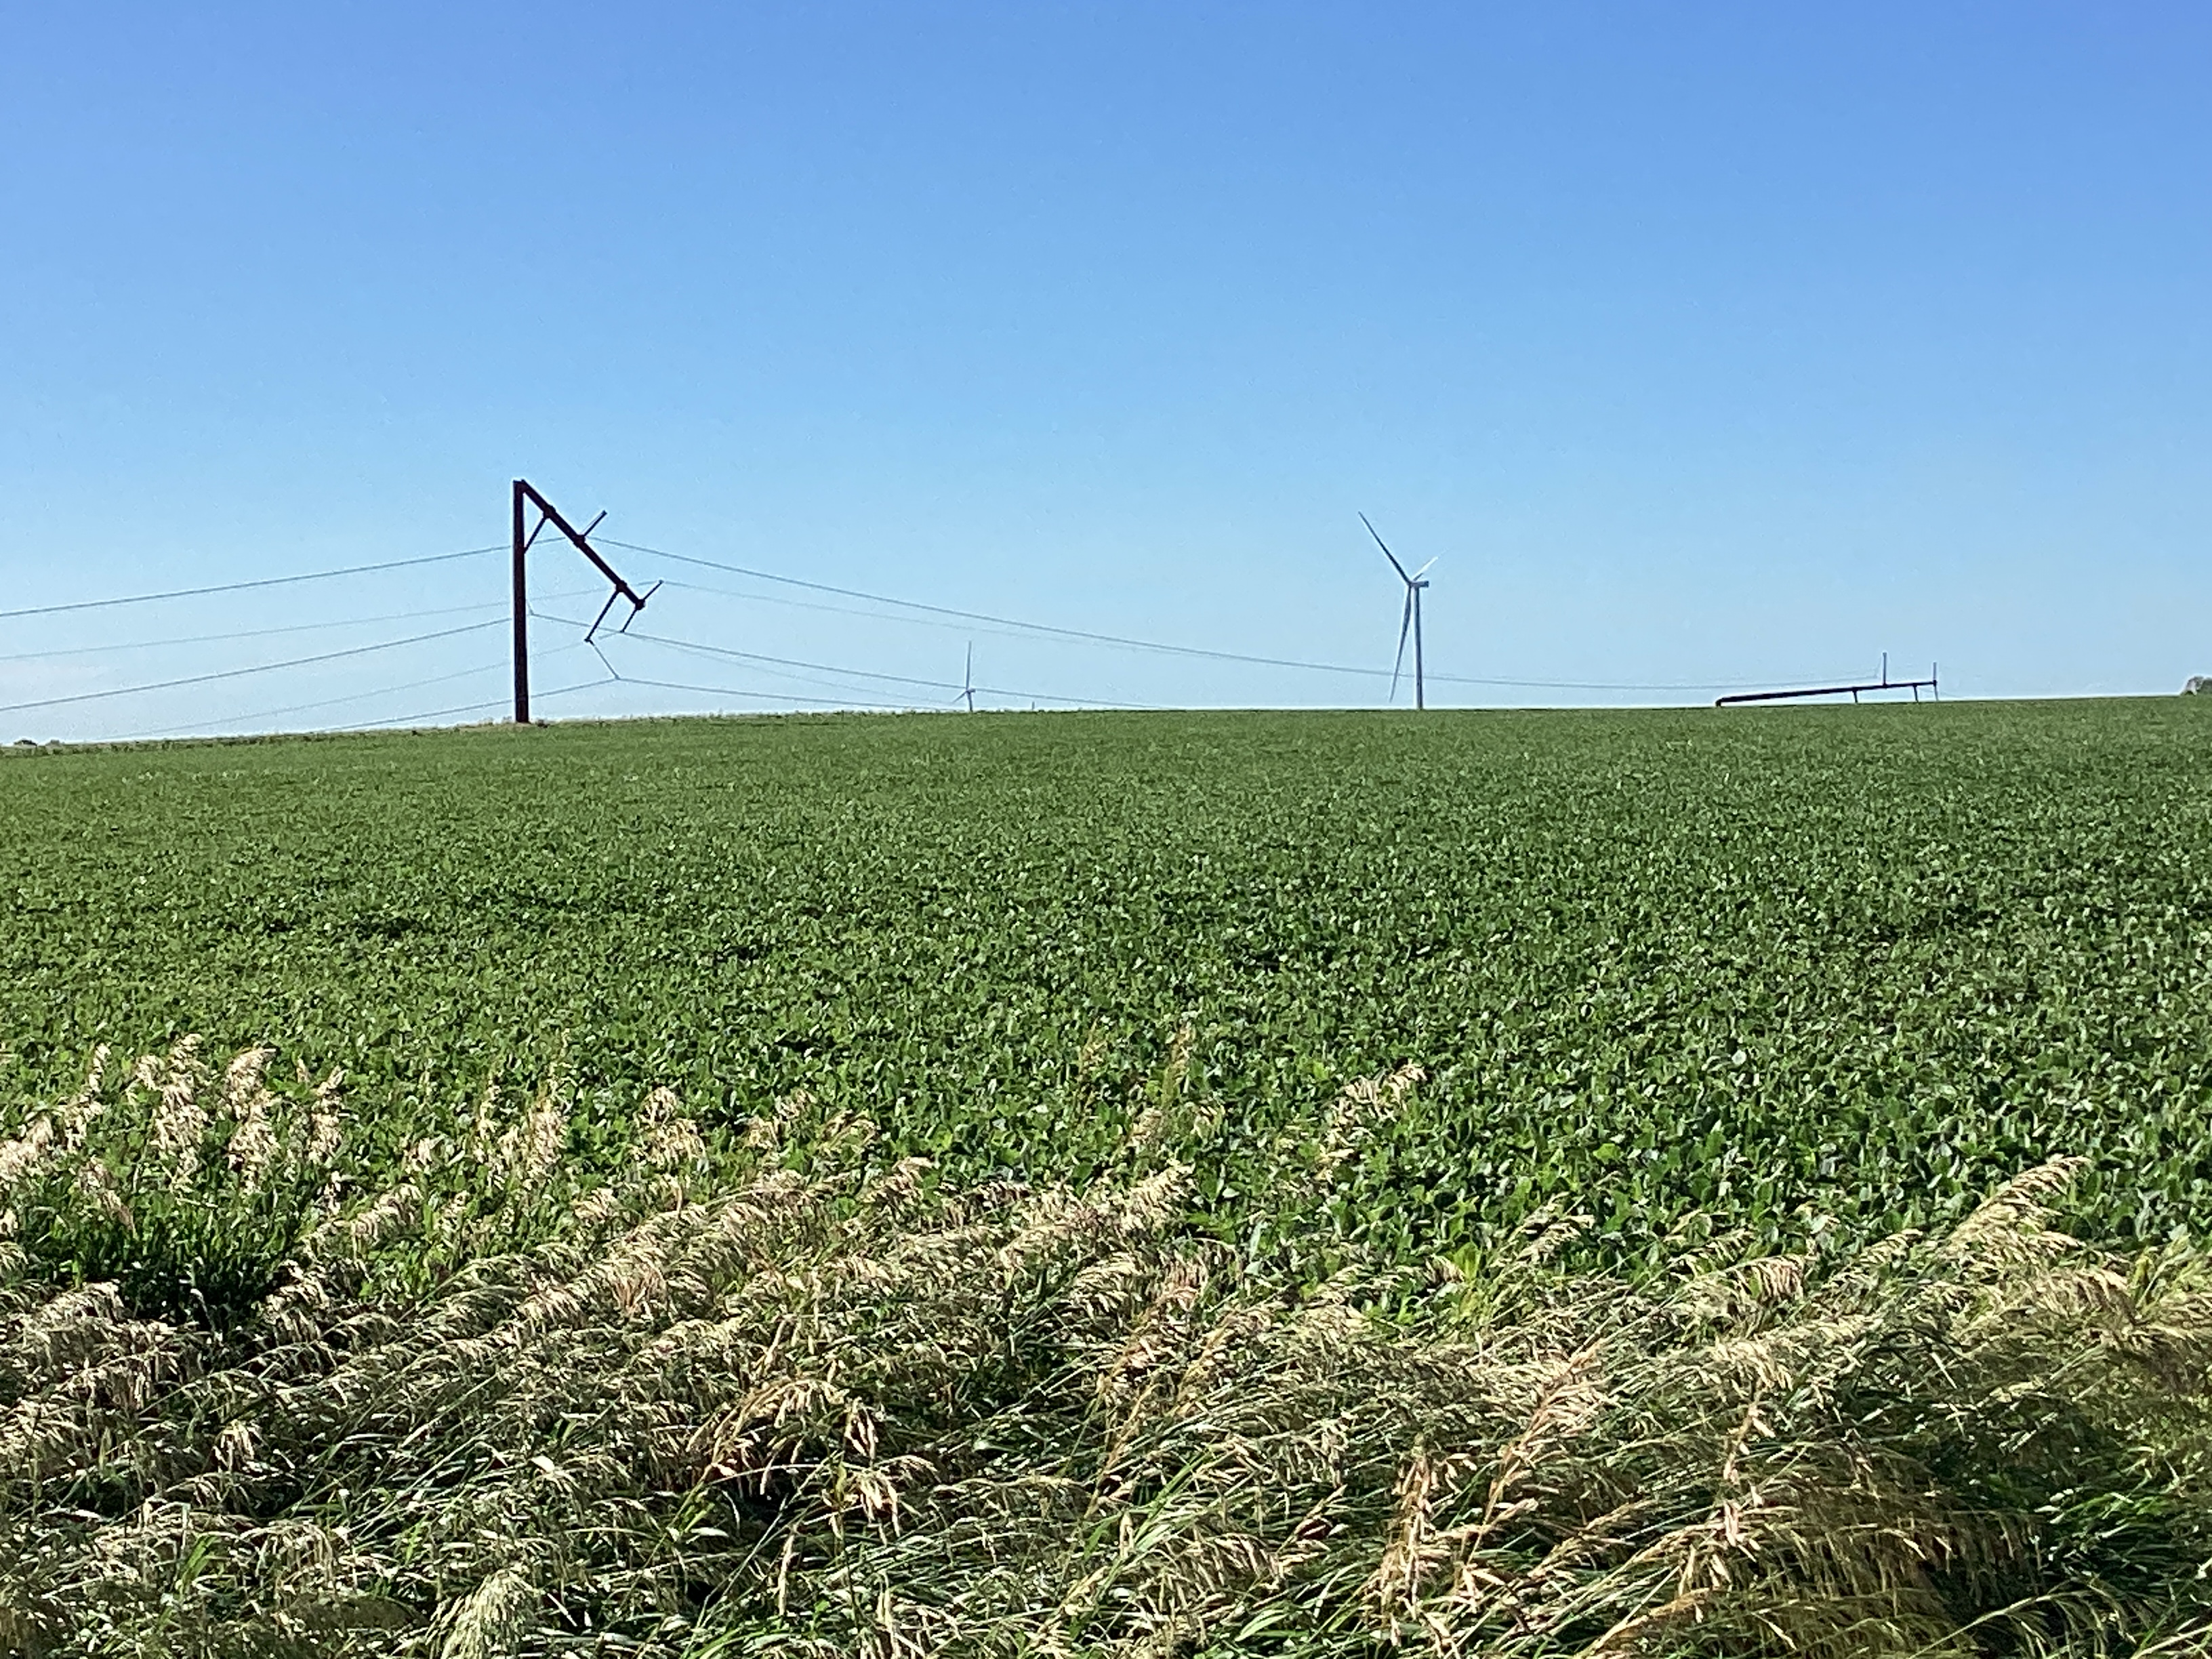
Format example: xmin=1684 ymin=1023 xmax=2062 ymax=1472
xmin=2 ymin=1050 xmax=2211 ymax=1656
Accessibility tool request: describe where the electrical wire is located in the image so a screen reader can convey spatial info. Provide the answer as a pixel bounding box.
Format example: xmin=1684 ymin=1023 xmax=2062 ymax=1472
xmin=350 ymin=697 xmax=510 ymax=731
xmin=657 ymin=575 xmax=1291 ymax=695
xmin=627 ymin=632 xmax=1149 ymax=710
xmin=0 ymin=618 xmax=506 ymax=716
xmin=658 ymin=575 xmax=1085 ymax=649
xmin=605 ymin=537 xmax=1781 ymax=694
xmin=608 ymin=670 xmax=1151 ymax=714
xmin=613 ymin=540 xmax=1399 ymax=678
xmin=600 ymin=673 xmax=905 ymax=713
xmin=549 ymin=617 xmax=1151 ymax=710
xmin=656 ymin=576 xmax=1767 ymax=699
xmin=0 ymin=599 xmax=515 ymax=665
xmin=627 ymin=629 xmax=967 ymax=695
xmin=631 ymin=641 xmax=931 ymax=705
xmin=131 ymin=652 xmax=563 ymax=739
xmin=353 ymin=676 xmax=616 ymax=731
xmin=962 ymin=682 xmax=1155 ymax=711
xmin=0 ymin=525 xmax=1846 ymax=739
xmin=0 ymin=545 xmax=504 ymax=623
xmin=538 ymin=611 xmax=943 ymax=705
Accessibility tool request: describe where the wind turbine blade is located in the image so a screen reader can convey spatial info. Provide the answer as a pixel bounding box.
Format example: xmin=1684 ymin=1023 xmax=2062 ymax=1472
xmin=1360 ymin=513 xmax=1414 ymax=585
xmin=1412 ymin=557 xmax=1437 ymax=580
xmin=1391 ymin=590 xmax=1412 ymax=699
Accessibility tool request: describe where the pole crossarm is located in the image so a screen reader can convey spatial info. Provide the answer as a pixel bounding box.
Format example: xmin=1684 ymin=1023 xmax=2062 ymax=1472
xmin=517 ymin=481 xmax=649 ymax=613
xmin=512 ymin=478 xmax=655 ymax=724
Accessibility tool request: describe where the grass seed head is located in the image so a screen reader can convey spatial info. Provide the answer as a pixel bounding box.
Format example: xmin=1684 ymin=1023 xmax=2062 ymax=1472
xmin=3 ymin=1045 xmax=2210 ymax=1656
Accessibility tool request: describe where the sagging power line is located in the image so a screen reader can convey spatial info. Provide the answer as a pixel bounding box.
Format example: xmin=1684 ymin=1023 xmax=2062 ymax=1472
xmin=605 ymin=537 xmax=1789 ymax=695
xmin=553 ymin=617 xmax=1150 ymax=712
xmin=0 ymin=618 xmax=507 ymax=718
xmin=3 ymin=479 xmax=1922 ymax=739
xmin=0 ymin=545 xmax=501 ymax=622
xmin=362 ymin=675 xmax=615 ymax=734
xmin=1 ymin=598 xmax=523 ymax=665
xmin=137 ymin=652 xmax=576 ymax=739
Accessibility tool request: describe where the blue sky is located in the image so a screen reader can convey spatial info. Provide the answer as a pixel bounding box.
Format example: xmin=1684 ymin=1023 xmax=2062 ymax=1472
xmin=2 ymin=2 xmax=2206 ymax=737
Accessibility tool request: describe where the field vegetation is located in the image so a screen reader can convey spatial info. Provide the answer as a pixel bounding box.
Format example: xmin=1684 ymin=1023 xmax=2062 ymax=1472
xmin=5 ymin=701 xmax=2209 ymax=1269
xmin=3 ymin=699 xmax=2212 ymax=1652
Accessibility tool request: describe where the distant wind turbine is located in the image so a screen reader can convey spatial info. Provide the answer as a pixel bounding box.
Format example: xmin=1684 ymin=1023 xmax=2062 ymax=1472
xmin=962 ymin=642 xmax=976 ymax=712
xmin=1361 ymin=514 xmax=1435 ymax=710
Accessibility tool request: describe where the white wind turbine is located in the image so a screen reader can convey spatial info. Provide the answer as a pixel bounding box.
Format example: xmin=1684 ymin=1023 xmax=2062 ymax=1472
xmin=1361 ymin=514 xmax=1435 ymax=709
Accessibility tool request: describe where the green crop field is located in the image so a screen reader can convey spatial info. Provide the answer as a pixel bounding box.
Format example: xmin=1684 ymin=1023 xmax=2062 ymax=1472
xmin=5 ymin=698 xmax=2211 ymax=1268
xmin=8 ymin=697 xmax=2212 ymax=1656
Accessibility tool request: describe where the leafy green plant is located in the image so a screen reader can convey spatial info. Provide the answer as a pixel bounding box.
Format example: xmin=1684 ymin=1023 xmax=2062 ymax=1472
xmin=5 ymin=702 xmax=2211 ymax=1272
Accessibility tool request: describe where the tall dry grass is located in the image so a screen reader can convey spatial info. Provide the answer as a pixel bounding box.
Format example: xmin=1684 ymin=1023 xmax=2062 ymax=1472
xmin=2 ymin=1044 xmax=2210 ymax=1655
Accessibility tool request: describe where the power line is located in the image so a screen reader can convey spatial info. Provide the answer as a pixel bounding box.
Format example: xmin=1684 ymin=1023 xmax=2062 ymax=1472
xmin=539 ymin=613 xmax=914 ymax=705
xmin=659 ymin=576 xmax=1272 ymax=691
xmin=134 ymin=652 xmax=555 ymax=739
xmin=585 ymin=623 xmax=1151 ymax=710
xmin=605 ymin=538 xmax=1784 ymax=693
xmin=626 ymin=629 xmax=968 ymax=696
xmin=617 ymin=636 xmax=943 ymax=706
xmin=659 ymin=575 xmax=1082 ymax=648
xmin=611 ymin=539 xmax=1406 ymax=680
xmin=0 ymin=523 xmax=1829 ymax=739
xmin=613 ymin=670 xmax=1155 ymax=714
xmin=354 ymin=675 xmax=615 ymax=733
xmin=962 ymin=680 xmax=1156 ymax=711
xmin=0 ymin=598 xmax=518 ymax=664
xmin=603 ymin=673 xmax=906 ymax=713
xmin=0 ymin=618 xmax=506 ymax=717
xmin=657 ymin=576 xmax=1753 ymax=699
xmin=0 ymin=544 xmax=503 ymax=623
xmin=355 ymin=697 xmax=510 ymax=730
xmin=552 ymin=612 xmax=958 ymax=707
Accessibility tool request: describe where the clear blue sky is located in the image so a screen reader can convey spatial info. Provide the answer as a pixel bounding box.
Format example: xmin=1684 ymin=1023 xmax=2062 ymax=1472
xmin=3 ymin=2 xmax=2207 ymax=737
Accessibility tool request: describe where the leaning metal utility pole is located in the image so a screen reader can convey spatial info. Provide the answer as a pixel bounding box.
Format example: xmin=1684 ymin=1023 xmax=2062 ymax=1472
xmin=512 ymin=483 xmax=531 ymax=724
xmin=510 ymin=478 xmax=656 ymax=724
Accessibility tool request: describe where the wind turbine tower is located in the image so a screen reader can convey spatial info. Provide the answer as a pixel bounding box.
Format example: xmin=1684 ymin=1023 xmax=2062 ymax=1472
xmin=1361 ymin=514 xmax=1435 ymax=710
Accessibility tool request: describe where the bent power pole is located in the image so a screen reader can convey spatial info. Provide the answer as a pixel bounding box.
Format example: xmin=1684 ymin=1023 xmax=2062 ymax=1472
xmin=511 ymin=485 xmax=531 ymax=723
xmin=510 ymin=478 xmax=656 ymax=724
xmin=1715 ymin=657 xmax=1938 ymax=708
